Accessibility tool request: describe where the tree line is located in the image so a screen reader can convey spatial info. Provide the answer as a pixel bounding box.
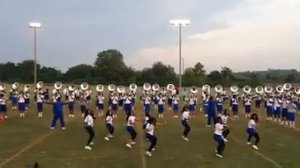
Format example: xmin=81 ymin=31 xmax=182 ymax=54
xmin=1 ymin=49 xmax=300 ymax=87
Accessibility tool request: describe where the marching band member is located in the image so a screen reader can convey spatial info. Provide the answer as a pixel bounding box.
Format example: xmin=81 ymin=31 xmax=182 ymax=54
xmin=79 ymin=93 xmax=88 ymax=118
xmin=181 ymin=106 xmax=190 ymax=141
xmin=153 ymin=92 xmax=159 ymax=110
xmin=143 ymin=112 xmax=152 ymax=129
xmin=188 ymin=95 xmax=196 ymax=118
xmin=172 ymin=94 xmax=180 ymax=118
xmin=124 ymin=93 xmax=132 ymax=117
xmin=244 ymin=96 xmax=251 ymax=118
xmin=213 ymin=116 xmax=225 ymax=158
xmin=266 ymin=96 xmax=274 ymax=120
xmin=231 ymin=95 xmax=239 ymax=119
xmin=207 ymin=96 xmax=217 ymax=127
xmin=203 ymin=95 xmax=209 ymax=117
xmin=143 ymin=93 xmax=151 ymax=114
xmin=111 ymin=93 xmax=119 ymax=118
xmin=86 ymin=89 xmax=92 ymax=103
xmin=0 ymin=93 xmax=7 ymax=118
xmin=36 ymin=90 xmax=44 ymax=117
xmin=48 ymin=97 xmax=66 ymax=130
xmin=131 ymin=91 xmax=136 ymax=110
xmin=221 ymin=109 xmax=230 ymax=142
xmin=67 ymin=91 xmax=75 ymax=117
xmin=96 ymin=92 xmax=104 ymax=117
xmin=125 ymin=112 xmax=137 ymax=149
xmin=24 ymin=91 xmax=30 ymax=110
xmin=246 ymin=113 xmax=260 ymax=150
xmin=157 ymin=93 xmax=165 ymax=118
xmin=104 ymin=110 xmax=114 ymax=141
xmin=287 ymin=99 xmax=297 ymax=129
xmin=10 ymin=89 xmax=18 ymax=110
xmin=43 ymin=88 xmax=49 ymax=102
xmin=145 ymin=117 xmax=157 ymax=157
xmin=18 ymin=92 xmax=26 ymax=118
xmin=84 ymin=109 xmax=95 ymax=150
xmin=216 ymin=95 xmax=223 ymax=114
xmin=273 ymin=97 xmax=282 ymax=122
xmin=281 ymin=97 xmax=288 ymax=125
xmin=167 ymin=93 xmax=173 ymax=111
xmin=118 ymin=92 xmax=124 ymax=109
xmin=254 ymin=95 xmax=262 ymax=111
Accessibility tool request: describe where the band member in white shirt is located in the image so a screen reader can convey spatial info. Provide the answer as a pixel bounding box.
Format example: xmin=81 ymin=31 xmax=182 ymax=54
xmin=213 ymin=116 xmax=225 ymax=158
xmin=96 ymin=92 xmax=105 ymax=117
xmin=125 ymin=112 xmax=137 ymax=149
xmin=246 ymin=113 xmax=260 ymax=150
xmin=84 ymin=109 xmax=95 ymax=150
xmin=104 ymin=110 xmax=114 ymax=141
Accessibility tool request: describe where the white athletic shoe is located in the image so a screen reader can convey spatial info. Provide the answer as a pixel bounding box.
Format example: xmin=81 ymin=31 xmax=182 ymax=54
xmin=89 ymin=142 xmax=94 ymax=146
xmin=216 ymin=154 xmax=223 ymax=158
xmin=126 ymin=143 xmax=132 ymax=149
xmin=182 ymin=136 xmax=189 ymax=141
xmin=108 ymin=134 xmax=114 ymax=138
xmin=252 ymin=145 xmax=259 ymax=150
xmin=104 ymin=137 xmax=110 ymax=141
xmin=151 ymin=148 xmax=155 ymax=151
xmin=50 ymin=127 xmax=55 ymax=130
xmin=4 ymin=115 xmax=8 ymax=119
xmin=215 ymin=149 xmax=217 ymax=153
xmin=85 ymin=146 xmax=92 ymax=150
xmin=145 ymin=151 xmax=152 ymax=157
xmin=223 ymin=138 xmax=228 ymax=142
xmin=61 ymin=127 xmax=66 ymax=130
xmin=130 ymin=141 xmax=136 ymax=145
xmin=247 ymin=142 xmax=251 ymax=145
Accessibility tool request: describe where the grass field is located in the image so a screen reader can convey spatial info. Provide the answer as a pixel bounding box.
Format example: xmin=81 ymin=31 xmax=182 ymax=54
xmin=1 ymin=91 xmax=300 ymax=168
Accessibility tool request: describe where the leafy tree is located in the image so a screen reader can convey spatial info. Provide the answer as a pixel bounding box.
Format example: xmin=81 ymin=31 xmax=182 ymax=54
xmin=285 ymin=74 xmax=296 ymax=83
xmin=182 ymin=62 xmax=206 ymax=86
xmin=64 ymin=64 xmax=95 ymax=83
xmin=206 ymin=71 xmax=222 ymax=86
xmin=94 ymin=49 xmax=128 ymax=84
xmin=137 ymin=62 xmax=177 ymax=86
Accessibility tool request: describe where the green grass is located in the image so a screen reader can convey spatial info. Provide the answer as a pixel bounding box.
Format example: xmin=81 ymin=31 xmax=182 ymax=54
xmin=0 ymin=97 xmax=300 ymax=168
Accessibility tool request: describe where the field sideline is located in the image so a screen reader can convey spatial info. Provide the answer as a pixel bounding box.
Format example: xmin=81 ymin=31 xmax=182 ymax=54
xmin=1 ymin=93 xmax=300 ymax=167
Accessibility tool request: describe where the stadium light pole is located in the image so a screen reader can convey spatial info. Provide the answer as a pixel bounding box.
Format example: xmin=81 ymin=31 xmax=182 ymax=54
xmin=170 ymin=19 xmax=190 ymax=95
xmin=29 ymin=22 xmax=42 ymax=85
xmin=182 ymin=57 xmax=185 ymax=73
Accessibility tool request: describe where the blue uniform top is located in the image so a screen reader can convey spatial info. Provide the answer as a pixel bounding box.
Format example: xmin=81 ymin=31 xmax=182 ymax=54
xmin=53 ymin=101 xmax=64 ymax=114
xmin=208 ymin=99 xmax=216 ymax=114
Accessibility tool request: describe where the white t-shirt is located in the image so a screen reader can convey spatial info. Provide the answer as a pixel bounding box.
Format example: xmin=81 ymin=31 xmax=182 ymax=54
xmin=0 ymin=98 xmax=6 ymax=105
xmin=84 ymin=115 xmax=94 ymax=127
xmin=181 ymin=111 xmax=190 ymax=121
xmin=18 ymin=96 xmax=25 ymax=103
xmin=244 ymin=99 xmax=251 ymax=106
xmin=214 ymin=123 xmax=223 ymax=135
xmin=127 ymin=116 xmax=136 ymax=127
xmin=112 ymin=96 xmax=118 ymax=104
xmin=172 ymin=97 xmax=179 ymax=104
xmin=97 ymin=96 xmax=104 ymax=104
xmin=36 ymin=94 xmax=44 ymax=103
xmin=248 ymin=119 xmax=256 ymax=130
xmin=106 ymin=115 xmax=113 ymax=125
xmin=221 ymin=115 xmax=228 ymax=125
xmin=144 ymin=96 xmax=151 ymax=104
xmin=158 ymin=97 xmax=164 ymax=105
xmin=124 ymin=96 xmax=132 ymax=104
xmin=146 ymin=123 xmax=154 ymax=135
xmin=189 ymin=98 xmax=194 ymax=105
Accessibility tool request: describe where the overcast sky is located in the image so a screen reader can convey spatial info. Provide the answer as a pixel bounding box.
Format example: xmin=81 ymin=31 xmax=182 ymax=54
xmin=1 ymin=0 xmax=299 ymax=72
